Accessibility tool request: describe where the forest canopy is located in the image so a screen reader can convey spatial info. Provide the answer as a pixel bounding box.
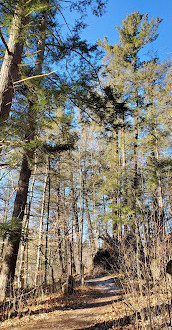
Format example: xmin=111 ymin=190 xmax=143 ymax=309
xmin=0 ymin=2 xmax=171 ymax=311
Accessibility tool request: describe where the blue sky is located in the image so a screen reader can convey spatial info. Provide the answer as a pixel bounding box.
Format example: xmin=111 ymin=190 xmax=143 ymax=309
xmin=81 ymin=0 xmax=172 ymax=61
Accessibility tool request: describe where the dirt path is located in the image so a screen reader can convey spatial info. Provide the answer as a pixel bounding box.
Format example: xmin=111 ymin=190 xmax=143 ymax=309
xmin=0 ymin=275 xmax=123 ymax=330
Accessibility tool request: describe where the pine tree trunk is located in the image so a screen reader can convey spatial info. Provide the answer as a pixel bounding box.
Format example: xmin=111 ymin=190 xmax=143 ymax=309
xmin=0 ymin=8 xmax=24 ymax=122
xmin=70 ymin=219 xmax=76 ymax=275
xmin=80 ymin=167 xmax=84 ymax=286
xmin=85 ymin=190 xmax=96 ymax=257
xmin=35 ymin=160 xmax=49 ymax=286
xmin=113 ymin=124 xmax=119 ymax=235
xmin=121 ymin=110 xmax=128 ymax=235
xmin=0 ymin=154 xmax=32 ymax=301
xmin=0 ymin=11 xmax=47 ymax=300
xmin=151 ymin=147 xmax=164 ymax=238
xmin=56 ymin=162 xmax=65 ymax=276
xmin=62 ymin=197 xmax=69 ymax=279
xmin=44 ymin=157 xmax=50 ymax=284
xmin=71 ymin=172 xmax=80 ymax=264
xmin=155 ymin=133 xmax=164 ymax=238
xmin=17 ymin=157 xmax=37 ymax=289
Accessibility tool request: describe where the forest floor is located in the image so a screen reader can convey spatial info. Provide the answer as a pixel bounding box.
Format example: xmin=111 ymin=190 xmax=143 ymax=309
xmin=0 ymin=274 xmax=171 ymax=329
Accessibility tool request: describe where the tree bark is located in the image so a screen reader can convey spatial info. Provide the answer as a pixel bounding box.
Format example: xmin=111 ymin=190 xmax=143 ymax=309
xmin=84 ymin=184 xmax=96 ymax=257
xmin=0 ymin=8 xmax=24 ymax=122
xmin=121 ymin=110 xmax=128 ymax=235
xmin=56 ymin=161 xmax=65 ymax=276
xmin=0 ymin=154 xmax=32 ymax=301
xmin=112 ymin=113 xmax=120 ymax=235
xmin=70 ymin=219 xmax=76 ymax=275
xmin=80 ymin=167 xmax=84 ymax=286
xmin=35 ymin=159 xmax=49 ymax=286
xmin=62 ymin=190 xmax=70 ymax=279
xmin=0 ymin=11 xmax=47 ymax=300
xmin=71 ymin=171 xmax=80 ymax=263
xmin=44 ymin=157 xmax=50 ymax=284
xmin=17 ymin=156 xmax=37 ymax=289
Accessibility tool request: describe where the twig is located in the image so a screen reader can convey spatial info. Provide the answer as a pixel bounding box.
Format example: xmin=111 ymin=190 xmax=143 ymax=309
xmin=123 ymin=300 xmax=136 ymax=312
xmin=13 ymin=70 xmax=57 ymax=85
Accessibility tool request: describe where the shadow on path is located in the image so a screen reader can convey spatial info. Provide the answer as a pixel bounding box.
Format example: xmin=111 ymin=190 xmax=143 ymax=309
xmin=77 ymin=302 xmax=171 ymax=330
xmin=0 ymin=275 xmax=123 ymax=328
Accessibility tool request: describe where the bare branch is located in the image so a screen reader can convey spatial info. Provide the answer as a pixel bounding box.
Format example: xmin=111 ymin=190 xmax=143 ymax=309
xmin=0 ymin=28 xmax=13 ymax=55
xmin=13 ymin=70 xmax=57 ymax=85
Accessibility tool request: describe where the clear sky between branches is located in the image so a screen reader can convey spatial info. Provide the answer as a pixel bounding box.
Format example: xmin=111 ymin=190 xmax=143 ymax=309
xmin=81 ymin=0 xmax=172 ymax=61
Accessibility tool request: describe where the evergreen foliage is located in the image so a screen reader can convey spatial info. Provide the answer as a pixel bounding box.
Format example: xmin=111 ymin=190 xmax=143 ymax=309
xmin=0 ymin=7 xmax=171 ymax=308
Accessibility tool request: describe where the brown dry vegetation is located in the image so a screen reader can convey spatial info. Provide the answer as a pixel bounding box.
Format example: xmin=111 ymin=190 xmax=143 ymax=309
xmin=0 ymin=271 xmax=171 ymax=330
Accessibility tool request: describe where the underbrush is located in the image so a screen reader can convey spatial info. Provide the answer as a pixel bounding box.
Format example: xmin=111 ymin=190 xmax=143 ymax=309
xmin=118 ymin=277 xmax=172 ymax=329
xmin=0 ymin=237 xmax=171 ymax=330
xmin=0 ymin=276 xmax=97 ymax=324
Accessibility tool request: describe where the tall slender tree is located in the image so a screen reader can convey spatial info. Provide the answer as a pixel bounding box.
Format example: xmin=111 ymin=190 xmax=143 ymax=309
xmin=99 ymin=11 xmax=162 ymax=229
